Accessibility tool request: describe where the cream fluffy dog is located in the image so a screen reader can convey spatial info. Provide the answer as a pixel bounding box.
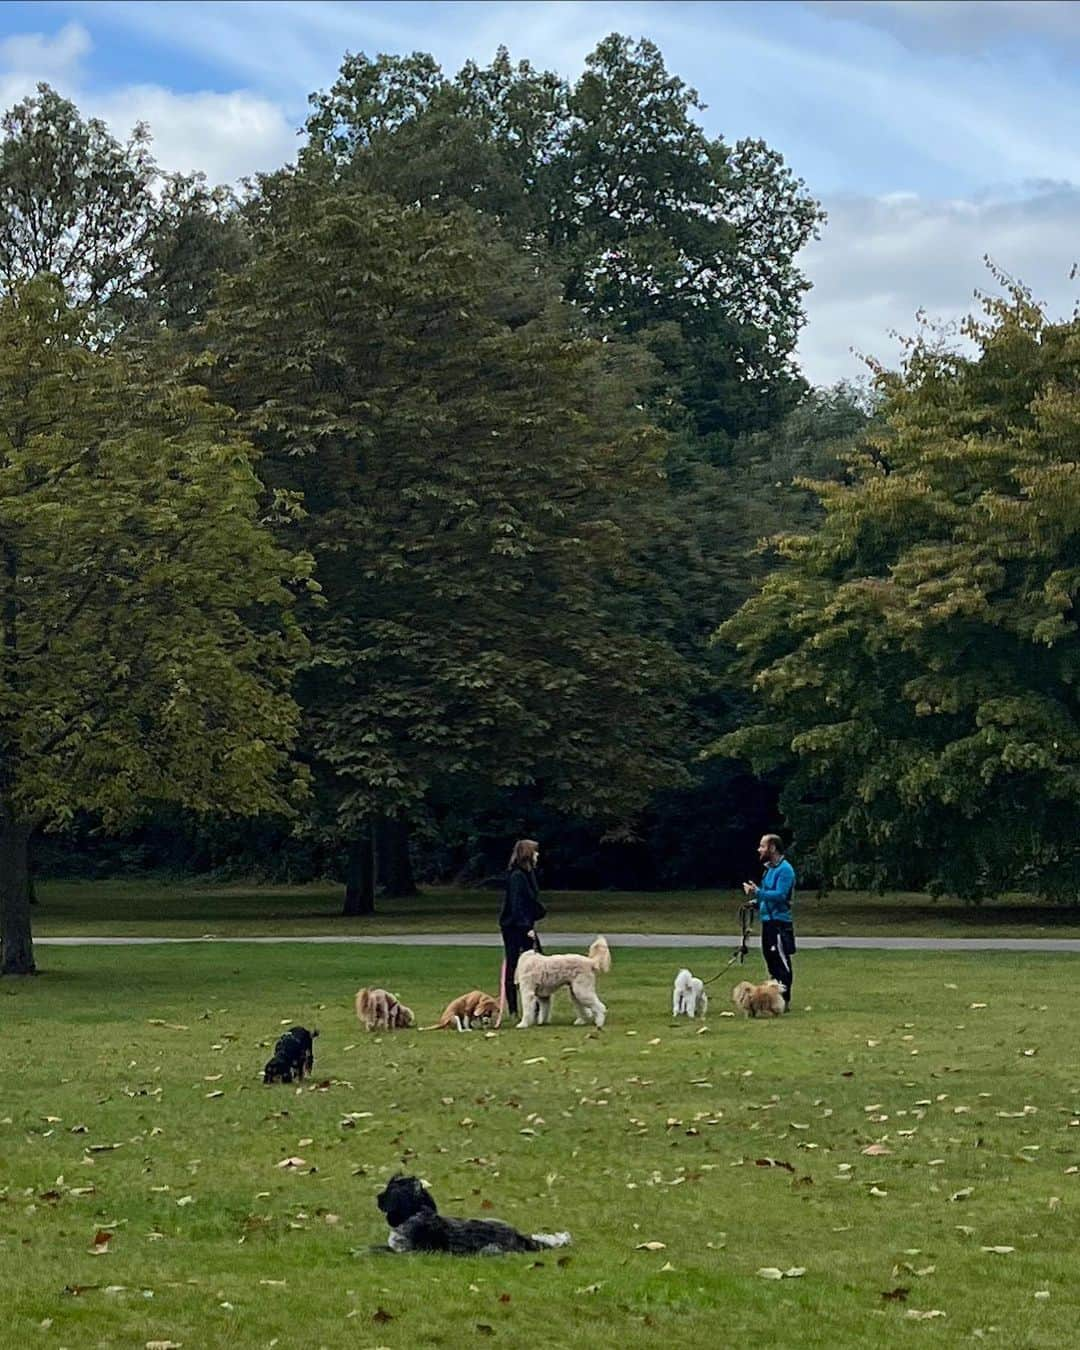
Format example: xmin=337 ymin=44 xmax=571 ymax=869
xmin=672 ymin=967 xmax=708 ymax=1018
xmin=732 ymin=979 xmax=786 ymax=1018
xmin=515 ymin=936 xmax=611 ymax=1029
xmin=355 ymin=987 xmax=415 ymax=1031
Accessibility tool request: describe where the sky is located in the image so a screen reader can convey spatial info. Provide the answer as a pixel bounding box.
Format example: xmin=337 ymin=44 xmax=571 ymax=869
xmin=1 ymin=0 xmax=1077 ymax=386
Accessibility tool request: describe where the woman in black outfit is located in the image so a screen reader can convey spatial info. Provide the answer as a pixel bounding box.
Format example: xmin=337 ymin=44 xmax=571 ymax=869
xmin=500 ymin=838 xmax=546 ymax=1018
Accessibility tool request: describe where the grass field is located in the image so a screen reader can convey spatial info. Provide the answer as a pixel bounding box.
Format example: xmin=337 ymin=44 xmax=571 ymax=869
xmin=3 ymin=943 xmax=1078 ymax=1348
xmin=27 ymin=877 xmax=1080 ymax=939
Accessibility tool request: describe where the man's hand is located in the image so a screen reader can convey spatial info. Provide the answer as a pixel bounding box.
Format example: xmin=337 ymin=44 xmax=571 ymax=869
xmin=527 ymin=929 xmax=536 ymax=940
xmin=742 ymin=881 xmax=757 ymax=897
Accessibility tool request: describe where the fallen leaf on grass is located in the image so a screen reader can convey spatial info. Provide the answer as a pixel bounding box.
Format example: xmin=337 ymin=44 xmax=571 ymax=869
xmin=576 ymin=1283 xmax=603 ymax=1294
xmin=1034 ymin=1290 xmax=1050 ymax=1300
xmin=757 ymin=1267 xmax=805 ymax=1279
xmin=90 ymin=1230 xmax=112 ymax=1255
xmin=276 ymin=1157 xmax=307 ymax=1169
xmin=145 ymin=1342 xmax=183 ymax=1349
xmin=477 ymin=1326 xmax=494 ymax=1336
xmin=869 ymin=1186 xmax=888 ymax=1197
xmin=755 ymin=1158 xmax=795 ymax=1172
xmin=636 ymin=1241 xmax=666 ymax=1251
xmin=372 ymin=1308 xmax=394 ymax=1324
xmin=862 ymin=1144 xmax=892 ymax=1156
xmin=905 ymin=1309 xmax=946 ymax=1320
xmin=949 ymin=1187 xmax=973 ymax=1202
xmin=980 ymin=1246 xmax=1015 ymax=1254
xmin=204 ymin=1091 xmax=224 ymax=1100
xmin=881 ymin=1287 xmax=909 ymax=1302
xmin=498 ymin=1293 xmax=511 ymax=1304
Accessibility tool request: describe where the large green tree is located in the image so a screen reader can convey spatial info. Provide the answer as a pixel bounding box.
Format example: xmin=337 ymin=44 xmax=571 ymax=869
xmin=0 ymin=279 xmax=311 ymax=972
xmin=211 ymin=186 xmax=690 ymax=911
xmin=303 ymin=34 xmax=823 ymax=451
xmin=713 ymin=289 xmax=1080 ymax=901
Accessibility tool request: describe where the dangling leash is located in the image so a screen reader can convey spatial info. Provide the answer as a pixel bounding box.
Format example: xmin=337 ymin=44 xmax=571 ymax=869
xmin=701 ymin=903 xmax=755 ymax=986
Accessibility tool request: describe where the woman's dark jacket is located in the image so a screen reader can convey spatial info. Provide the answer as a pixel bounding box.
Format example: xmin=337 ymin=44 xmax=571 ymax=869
xmin=499 ymin=866 xmax=546 ymax=931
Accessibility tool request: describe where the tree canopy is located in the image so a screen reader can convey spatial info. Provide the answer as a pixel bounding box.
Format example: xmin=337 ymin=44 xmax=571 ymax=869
xmin=714 ymin=289 xmax=1080 ymax=901
xmin=0 ymin=279 xmax=311 ymax=970
xmin=210 ymin=185 xmax=691 ymax=907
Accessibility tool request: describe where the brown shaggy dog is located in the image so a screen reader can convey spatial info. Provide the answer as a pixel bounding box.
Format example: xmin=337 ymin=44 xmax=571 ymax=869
xmin=424 ymin=990 xmax=502 ymax=1032
xmin=515 ymin=936 xmax=611 ymax=1029
xmin=355 ymin=987 xmax=416 ymax=1032
xmin=732 ymin=979 xmax=786 ymax=1018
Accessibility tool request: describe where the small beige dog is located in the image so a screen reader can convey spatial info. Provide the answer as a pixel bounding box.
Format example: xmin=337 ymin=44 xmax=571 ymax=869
xmin=355 ymin=987 xmax=415 ymax=1032
xmin=515 ymin=936 xmax=611 ymax=1029
xmin=732 ymin=979 xmax=786 ymax=1018
xmin=424 ymin=990 xmax=502 ymax=1032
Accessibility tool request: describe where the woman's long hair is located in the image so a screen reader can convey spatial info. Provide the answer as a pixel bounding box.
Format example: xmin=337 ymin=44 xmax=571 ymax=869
xmin=508 ymin=839 xmax=539 ymax=871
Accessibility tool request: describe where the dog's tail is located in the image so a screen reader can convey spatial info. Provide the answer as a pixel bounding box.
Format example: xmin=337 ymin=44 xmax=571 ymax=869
xmin=531 ymin=1231 xmax=572 ymax=1248
xmin=355 ymin=988 xmax=372 ymax=1020
xmin=588 ymin=936 xmax=611 ymax=973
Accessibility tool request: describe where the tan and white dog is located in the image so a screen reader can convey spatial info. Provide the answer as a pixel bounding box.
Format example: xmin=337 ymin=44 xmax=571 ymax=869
xmin=355 ymin=987 xmax=415 ymax=1032
xmin=732 ymin=979 xmax=786 ymax=1018
xmin=515 ymin=936 xmax=611 ymax=1029
xmin=424 ymin=990 xmax=502 ymax=1032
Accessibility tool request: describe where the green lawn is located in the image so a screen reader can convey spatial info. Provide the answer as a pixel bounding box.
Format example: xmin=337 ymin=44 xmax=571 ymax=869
xmin=2 ymin=944 xmax=1078 ymax=1347
xmin=26 ymin=877 xmax=1080 ymax=939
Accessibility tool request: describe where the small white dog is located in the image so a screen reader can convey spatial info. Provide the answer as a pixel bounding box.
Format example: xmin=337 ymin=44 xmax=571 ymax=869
xmin=672 ymin=967 xmax=708 ymax=1019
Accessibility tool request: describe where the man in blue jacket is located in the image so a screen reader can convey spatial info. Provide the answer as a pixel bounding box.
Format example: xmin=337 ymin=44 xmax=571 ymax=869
xmin=742 ymin=834 xmax=796 ymax=1010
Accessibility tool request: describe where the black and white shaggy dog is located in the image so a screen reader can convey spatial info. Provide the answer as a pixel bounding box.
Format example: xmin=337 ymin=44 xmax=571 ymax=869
xmin=377 ymin=1174 xmax=571 ymax=1255
xmin=263 ymin=1025 xmax=318 ymax=1083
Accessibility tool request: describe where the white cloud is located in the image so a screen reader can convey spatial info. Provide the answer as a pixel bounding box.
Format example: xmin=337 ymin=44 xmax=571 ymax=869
xmin=798 ymin=187 xmax=1080 ymax=386
xmin=96 ymin=85 xmax=298 ymax=183
xmin=0 ymin=18 xmax=296 ymax=185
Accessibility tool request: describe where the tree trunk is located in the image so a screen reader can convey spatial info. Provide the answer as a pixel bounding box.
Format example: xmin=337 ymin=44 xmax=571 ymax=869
xmin=377 ymin=817 xmax=418 ymax=898
xmin=342 ymin=825 xmax=376 ymax=916
xmin=0 ymin=818 xmax=35 ymax=975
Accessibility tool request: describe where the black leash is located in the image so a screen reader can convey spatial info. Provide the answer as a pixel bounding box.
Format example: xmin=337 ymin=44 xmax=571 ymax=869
xmin=701 ymin=903 xmax=755 ymax=986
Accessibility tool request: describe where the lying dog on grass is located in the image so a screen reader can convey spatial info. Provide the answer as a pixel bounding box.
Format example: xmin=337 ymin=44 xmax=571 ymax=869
xmin=377 ymin=1174 xmax=570 ymax=1254
xmin=423 ymin=990 xmax=501 ymax=1032
xmin=515 ymin=935 xmax=610 ymax=1029
xmin=732 ymin=979 xmax=786 ymax=1018
xmin=263 ymin=1025 xmax=318 ymax=1083
xmin=355 ymin=987 xmax=415 ymax=1032
xmin=672 ymin=967 xmax=708 ymax=1019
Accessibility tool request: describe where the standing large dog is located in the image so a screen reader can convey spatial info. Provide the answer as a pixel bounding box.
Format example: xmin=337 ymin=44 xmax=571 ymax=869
xmin=514 ymin=936 xmax=610 ymax=1028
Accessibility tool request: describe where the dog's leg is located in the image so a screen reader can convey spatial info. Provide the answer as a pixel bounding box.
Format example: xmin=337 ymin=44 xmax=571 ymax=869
xmin=516 ymin=984 xmax=536 ymax=1028
xmin=699 ymin=991 xmax=708 ymax=1017
xmin=590 ymin=997 xmax=607 ymax=1029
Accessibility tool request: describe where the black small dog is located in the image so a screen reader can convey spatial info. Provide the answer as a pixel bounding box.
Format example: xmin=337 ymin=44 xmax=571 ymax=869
xmin=376 ymin=1173 xmax=570 ymax=1255
xmin=263 ymin=1025 xmax=318 ymax=1084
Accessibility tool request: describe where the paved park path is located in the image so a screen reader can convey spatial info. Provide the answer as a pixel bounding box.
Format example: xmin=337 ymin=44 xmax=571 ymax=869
xmin=34 ymin=932 xmax=1080 ymax=951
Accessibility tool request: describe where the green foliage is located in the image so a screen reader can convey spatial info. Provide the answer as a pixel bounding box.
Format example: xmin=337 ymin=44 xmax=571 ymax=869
xmin=714 ymin=288 xmax=1080 ymax=901
xmin=211 ymin=187 xmax=690 ymax=835
xmin=303 ymin=34 xmax=824 ymax=449
xmin=0 ymin=277 xmax=310 ymax=831
xmin=0 ymin=83 xmax=247 ymax=331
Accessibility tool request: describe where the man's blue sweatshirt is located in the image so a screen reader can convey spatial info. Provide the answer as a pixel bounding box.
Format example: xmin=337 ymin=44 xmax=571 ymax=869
xmin=756 ymin=858 xmax=796 ymax=923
